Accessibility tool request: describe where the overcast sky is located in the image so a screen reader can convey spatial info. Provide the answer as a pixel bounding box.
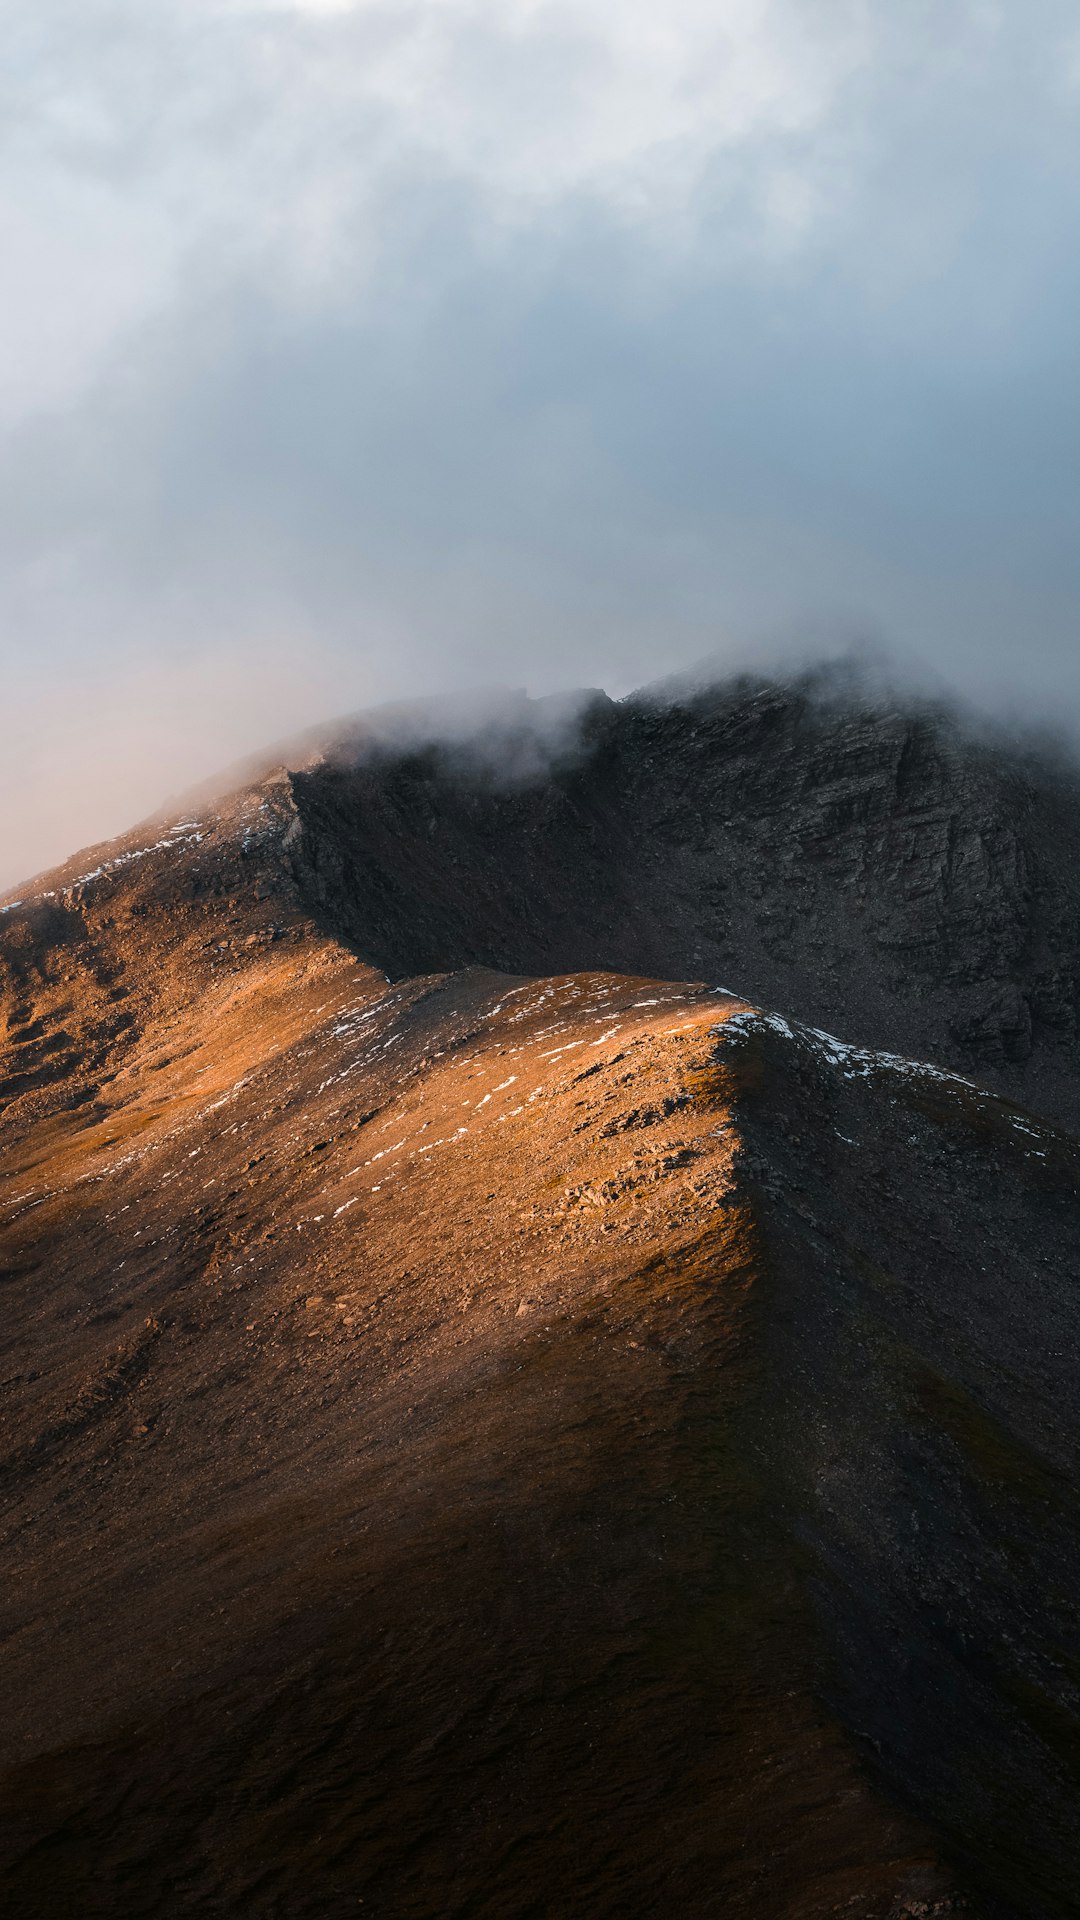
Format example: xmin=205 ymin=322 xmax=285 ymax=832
xmin=3 ymin=0 xmax=1080 ymax=883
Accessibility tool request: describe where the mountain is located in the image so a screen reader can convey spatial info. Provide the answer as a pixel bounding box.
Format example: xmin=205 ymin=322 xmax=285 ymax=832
xmin=2 ymin=671 xmax=1079 ymax=1919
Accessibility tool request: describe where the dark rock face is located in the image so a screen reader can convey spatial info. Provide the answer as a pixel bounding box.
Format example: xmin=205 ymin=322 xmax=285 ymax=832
xmin=288 ymin=679 xmax=1080 ymax=1127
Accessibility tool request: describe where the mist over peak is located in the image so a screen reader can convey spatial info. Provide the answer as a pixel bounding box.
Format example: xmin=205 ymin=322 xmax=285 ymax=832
xmin=11 ymin=635 xmax=1080 ymax=900
xmin=7 ymin=2 xmax=1080 ymax=891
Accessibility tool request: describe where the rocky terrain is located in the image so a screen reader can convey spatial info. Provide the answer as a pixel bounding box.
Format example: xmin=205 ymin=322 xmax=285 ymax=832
xmin=290 ymin=673 xmax=1080 ymax=1129
xmin=1 ymin=670 xmax=1079 ymax=1918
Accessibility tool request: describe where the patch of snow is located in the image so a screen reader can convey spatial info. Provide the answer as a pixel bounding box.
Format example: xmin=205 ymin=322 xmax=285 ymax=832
xmin=331 ymin=1007 xmax=380 ymax=1034
xmin=720 ymin=1008 xmax=983 ymax=1096
xmin=48 ymin=826 xmax=208 ymax=897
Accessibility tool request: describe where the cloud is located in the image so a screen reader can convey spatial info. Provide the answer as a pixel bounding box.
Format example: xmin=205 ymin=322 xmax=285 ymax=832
xmin=3 ymin=1 xmax=1080 ymax=884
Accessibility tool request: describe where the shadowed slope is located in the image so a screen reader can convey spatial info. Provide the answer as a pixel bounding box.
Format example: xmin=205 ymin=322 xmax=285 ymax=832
xmin=720 ymin=1008 xmax=1080 ymax=1919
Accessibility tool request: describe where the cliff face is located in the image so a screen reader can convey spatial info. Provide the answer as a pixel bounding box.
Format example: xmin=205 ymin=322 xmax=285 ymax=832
xmin=288 ymin=679 xmax=1080 ymax=1127
xmin=2 ymin=673 xmax=1080 ymax=1919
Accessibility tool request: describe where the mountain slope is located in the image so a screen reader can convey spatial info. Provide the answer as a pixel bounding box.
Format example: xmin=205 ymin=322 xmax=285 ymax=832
xmin=2 ymin=678 xmax=1080 ymax=1918
xmin=0 ymin=961 xmax=971 ymax=1920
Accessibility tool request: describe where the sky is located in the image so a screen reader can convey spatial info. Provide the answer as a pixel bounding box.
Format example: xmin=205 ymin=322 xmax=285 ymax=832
xmin=3 ymin=0 xmax=1080 ymax=884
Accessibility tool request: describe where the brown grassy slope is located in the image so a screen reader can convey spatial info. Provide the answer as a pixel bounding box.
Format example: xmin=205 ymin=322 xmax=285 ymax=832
xmin=0 ymin=944 xmax=966 ymax=1919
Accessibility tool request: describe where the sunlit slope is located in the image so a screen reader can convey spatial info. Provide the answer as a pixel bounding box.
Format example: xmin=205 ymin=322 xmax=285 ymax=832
xmin=0 ymin=773 xmax=318 ymax=1134
xmin=1 ymin=967 xmax=972 ymax=1919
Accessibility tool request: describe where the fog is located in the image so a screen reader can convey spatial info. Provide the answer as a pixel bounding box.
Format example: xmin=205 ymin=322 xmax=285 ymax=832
xmin=3 ymin=1 xmax=1080 ymax=887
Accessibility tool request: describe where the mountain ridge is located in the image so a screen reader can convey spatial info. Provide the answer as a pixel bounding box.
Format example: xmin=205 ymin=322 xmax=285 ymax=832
xmin=8 ymin=666 xmax=1080 ymax=1127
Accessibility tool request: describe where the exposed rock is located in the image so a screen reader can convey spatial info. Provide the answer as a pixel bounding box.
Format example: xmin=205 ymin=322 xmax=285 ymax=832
xmin=285 ymin=676 xmax=1080 ymax=1127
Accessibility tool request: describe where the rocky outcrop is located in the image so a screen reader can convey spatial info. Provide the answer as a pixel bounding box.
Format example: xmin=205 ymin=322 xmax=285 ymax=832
xmin=286 ymin=677 xmax=1080 ymax=1127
